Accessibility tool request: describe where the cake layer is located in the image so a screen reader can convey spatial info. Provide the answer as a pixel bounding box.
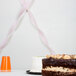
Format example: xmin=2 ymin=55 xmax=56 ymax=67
xmin=42 ymin=70 xmax=76 ymax=76
xmin=42 ymin=55 xmax=76 ymax=69
xmin=42 ymin=66 xmax=76 ymax=76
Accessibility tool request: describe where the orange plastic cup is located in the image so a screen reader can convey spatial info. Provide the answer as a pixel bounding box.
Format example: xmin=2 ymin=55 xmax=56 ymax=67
xmin=1 ymin=56 xmax=11 ymax=72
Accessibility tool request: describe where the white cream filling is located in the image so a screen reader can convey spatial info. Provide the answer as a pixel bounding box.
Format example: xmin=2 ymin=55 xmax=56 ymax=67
xmin=43 ymin=66 xmax=76 ymax=72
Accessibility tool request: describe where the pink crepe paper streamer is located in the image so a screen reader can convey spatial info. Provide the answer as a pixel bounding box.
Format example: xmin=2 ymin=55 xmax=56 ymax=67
xmin=0 ymin=0 xmax=55 ymax=54
xmin=27 ymin=11 xmax=54 ymax=54
xmin=0 ymin=1 xmax=26 ymax=53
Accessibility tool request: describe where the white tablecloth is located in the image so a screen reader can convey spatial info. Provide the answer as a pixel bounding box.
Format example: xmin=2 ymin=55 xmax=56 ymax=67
xmin=0 ymin=70 xmax=42 ymax=76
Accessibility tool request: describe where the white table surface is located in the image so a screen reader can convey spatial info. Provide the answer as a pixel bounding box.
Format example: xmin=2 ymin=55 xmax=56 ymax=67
xmin=0 ymin=70 xmax=42 ymax=76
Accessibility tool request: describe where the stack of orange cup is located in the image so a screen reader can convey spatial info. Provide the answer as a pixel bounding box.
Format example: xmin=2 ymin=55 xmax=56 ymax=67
xmin=1 ymin=56 xmax=11 ymax=72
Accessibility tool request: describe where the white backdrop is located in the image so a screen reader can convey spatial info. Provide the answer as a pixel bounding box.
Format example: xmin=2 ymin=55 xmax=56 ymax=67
xmin=0 ymin=0 xmax=76 ymax=69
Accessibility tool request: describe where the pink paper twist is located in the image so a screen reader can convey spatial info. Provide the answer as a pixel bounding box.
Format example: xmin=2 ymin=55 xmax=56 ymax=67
xmin=0 ymin=0 xmax=55 ymax=54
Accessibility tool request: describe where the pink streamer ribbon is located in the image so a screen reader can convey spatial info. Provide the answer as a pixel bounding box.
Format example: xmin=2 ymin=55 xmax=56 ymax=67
xmin=0 ymin=0 xmax=55 ymax=54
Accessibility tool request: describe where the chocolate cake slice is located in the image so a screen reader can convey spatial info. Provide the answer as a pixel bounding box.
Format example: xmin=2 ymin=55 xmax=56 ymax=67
xmin=42 ymin=54 xmax=76 ymax=76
